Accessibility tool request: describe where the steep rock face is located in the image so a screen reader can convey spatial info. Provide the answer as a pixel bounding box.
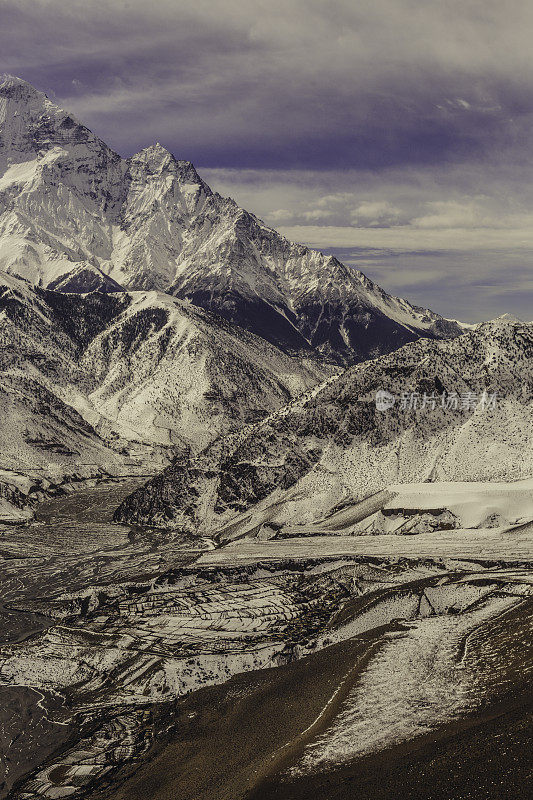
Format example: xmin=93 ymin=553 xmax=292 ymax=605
xmin=115 ymin=319 xmax=533 ymax=532
xmin=0 ymin=76 xmax=462 ymax=365
xmin=0 ymin=77 xmax=126 ymax=287
xmin=0 ymin=272 xmax=330 ymax=473
xmin=0 ymin=76 xmax=125 ymax=201
xmin=48 ymin=264 xmax=124 ymax=293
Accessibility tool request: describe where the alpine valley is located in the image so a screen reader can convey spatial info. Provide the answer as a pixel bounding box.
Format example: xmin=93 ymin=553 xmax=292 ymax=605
xmin=0 ymin=74 xmax=462 ymax=520
xmin=0 ymin=76 xmax=531 ymax=800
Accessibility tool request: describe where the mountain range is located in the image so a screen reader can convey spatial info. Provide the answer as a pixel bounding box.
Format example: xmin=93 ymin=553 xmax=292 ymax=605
xmin=1 ymin=60 xmax=532 ymax=800
xmin=0 ymin=74 xmax=466 ymax=506
xmin=0 ymin=74 xmax=461 ymax=365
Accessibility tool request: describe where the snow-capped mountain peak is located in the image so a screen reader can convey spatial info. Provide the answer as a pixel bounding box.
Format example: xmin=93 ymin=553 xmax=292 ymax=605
xmin=0 ymin=75 xmax=110 ymax=167
xmin=0 ymin=77 xmax=463 ymax=363
xmin=490 ymin=312 xmax=524 ymax=325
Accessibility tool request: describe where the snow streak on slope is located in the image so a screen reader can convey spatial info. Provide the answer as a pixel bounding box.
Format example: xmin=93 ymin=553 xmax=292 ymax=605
xmin=0 ymin=272 xmax=128 ymax=477
xmin=0 ymin=271 xmax=330 ymax=486
xmin=292 ymin=596 xmax=519 ymax=774
xmin=77 ymin=289 xmax=331 ymax=451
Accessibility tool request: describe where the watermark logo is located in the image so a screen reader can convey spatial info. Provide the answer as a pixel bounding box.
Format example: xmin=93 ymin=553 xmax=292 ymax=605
xmin=375 ymin=389 xmax=396 ymax=411
xmin=375 ymin=390 xmax=498 ymax=412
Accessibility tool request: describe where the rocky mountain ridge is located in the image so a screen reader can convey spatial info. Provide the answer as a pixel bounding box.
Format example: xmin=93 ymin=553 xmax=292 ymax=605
xmin=115 ymin=318 xmax=533 ymax=534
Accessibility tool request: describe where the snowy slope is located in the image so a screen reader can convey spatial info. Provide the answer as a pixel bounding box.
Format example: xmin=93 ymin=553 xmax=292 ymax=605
xmin=76 ymin=289 xmax=331 ymax=451
xmin=0 ymin=271 xmax=330 ymax=479
xmin=383 ymin=478 xmax=533 ymax=529
xmin=0 ymin=76 xmax=462 ymax=365
xmin=115 ymin=318 xmax=533 ymax=531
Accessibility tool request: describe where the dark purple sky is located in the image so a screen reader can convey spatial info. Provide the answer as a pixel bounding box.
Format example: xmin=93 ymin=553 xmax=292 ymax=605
xmin=3 ymin=0 xmax=533 ymax=320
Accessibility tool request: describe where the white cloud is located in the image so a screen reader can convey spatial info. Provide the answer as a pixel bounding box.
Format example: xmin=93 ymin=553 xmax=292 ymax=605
xmin=351 ymin=200 xmax=404 ymax=227
xmin=412 ymin=200 xmax=493 ymax=229
xmin=278 ymin=224 xmax=533 ymax=251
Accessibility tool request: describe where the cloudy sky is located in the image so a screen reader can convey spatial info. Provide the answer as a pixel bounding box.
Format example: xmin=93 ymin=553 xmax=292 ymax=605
xmin=3 ymin=0 xmax=533 ymax=320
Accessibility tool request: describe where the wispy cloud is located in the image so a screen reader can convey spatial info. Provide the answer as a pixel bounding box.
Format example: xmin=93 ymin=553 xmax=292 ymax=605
xmin=3 ymin=0 xmax=533 ymax=167
xmin=2 ymin=1 xmax=533 ymax=318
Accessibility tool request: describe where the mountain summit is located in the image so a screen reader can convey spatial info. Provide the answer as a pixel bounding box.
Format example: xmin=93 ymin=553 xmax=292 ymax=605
xmin=0 ymin=77 xmax=462 ymax=363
